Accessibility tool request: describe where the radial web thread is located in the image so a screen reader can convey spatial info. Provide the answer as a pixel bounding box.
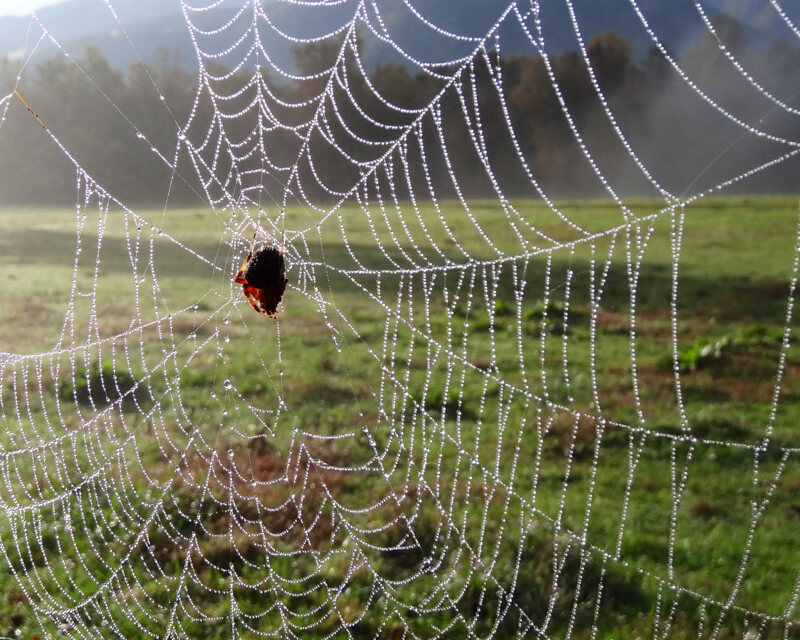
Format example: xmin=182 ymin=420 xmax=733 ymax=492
xmin=0 ymin=0 xmax=799 ymax=638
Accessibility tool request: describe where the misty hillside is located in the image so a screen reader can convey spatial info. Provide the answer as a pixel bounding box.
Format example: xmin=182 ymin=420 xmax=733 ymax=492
xmin=1 ymin=0 xmax=797 ymax=74
xmin=1 ymin=4 xmax=798 ymax=207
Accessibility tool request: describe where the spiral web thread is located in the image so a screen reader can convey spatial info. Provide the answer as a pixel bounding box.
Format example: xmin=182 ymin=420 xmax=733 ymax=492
xmin=0 ymin=0 xmax=799 ymax=638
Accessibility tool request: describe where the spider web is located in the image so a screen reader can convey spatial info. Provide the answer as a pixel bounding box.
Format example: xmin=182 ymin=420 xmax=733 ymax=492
xmin=0 ymin=0 xmax=799 ymax=638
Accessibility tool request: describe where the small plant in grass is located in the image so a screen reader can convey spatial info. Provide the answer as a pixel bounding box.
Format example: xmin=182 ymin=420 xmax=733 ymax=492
xmin=659 ymin=337 xmax=731 ymax=372
xmin=738 ymin=323 xmax=787 ymax=347
xmin=659 ymin=324 xmax=788 ymax=373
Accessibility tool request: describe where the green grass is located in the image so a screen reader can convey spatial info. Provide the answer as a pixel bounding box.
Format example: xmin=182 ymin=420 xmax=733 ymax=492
xmin=0 ymin=196 xmax=799 ymax=638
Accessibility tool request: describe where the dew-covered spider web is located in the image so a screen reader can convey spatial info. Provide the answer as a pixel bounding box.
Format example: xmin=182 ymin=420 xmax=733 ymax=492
xmin=1 ymin=0 xmax=800 ymax=638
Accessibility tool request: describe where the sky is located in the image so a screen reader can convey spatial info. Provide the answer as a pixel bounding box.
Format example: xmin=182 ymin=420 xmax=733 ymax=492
xmin=0 ymin=0 xmax=56 ymax=16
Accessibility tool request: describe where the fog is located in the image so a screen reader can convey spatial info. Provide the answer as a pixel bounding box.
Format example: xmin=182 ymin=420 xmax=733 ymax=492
xmin=0 ymin=3 xmax=798 ymax=206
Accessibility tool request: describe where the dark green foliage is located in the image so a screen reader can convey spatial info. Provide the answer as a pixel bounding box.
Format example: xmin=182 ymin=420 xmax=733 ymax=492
xmin=460 ymin=531 xmax=653 ymax=637
xmin=672 ymin=337 xmax=732 ymax=372
xmin=739 ymin=322 xmax=787 ymax=346
xmin=524 ymin=300 xmax=573 ymax=336
xmin=411 ymin=388 xmax=478 ymax=421
xmin=524 ymin=299 xmax=566 ymax=320
xmin=660 ymin=323 xmax=790 ymax=373
xmin=58 ymin=359 xmax=146 ymax=411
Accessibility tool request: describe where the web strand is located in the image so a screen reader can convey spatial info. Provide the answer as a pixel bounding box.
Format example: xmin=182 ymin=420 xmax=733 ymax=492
xmin=0 ymin=1 xmax=799 ymax=638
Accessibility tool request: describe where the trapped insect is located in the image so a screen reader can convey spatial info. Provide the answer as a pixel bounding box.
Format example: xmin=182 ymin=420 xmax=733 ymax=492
xmin=234 ymin=231 xmax=287 ymax=318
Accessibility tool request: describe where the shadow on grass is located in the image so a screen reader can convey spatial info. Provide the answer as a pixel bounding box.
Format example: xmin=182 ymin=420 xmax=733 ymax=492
xmin=297 ymin=245 xmax=790 ymax=324
xmin=10 ymin=229 xmax=791 ymax=325
xmin=57 ymin=359 xmax=151 ymax=413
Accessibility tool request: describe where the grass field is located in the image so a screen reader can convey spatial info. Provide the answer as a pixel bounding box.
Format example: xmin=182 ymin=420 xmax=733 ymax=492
xmin=0 ymin=196 xmax=799 ymax=638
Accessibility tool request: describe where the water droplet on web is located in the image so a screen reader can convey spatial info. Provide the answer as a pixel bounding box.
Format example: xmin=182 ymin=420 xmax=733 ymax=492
xmin=5 ymin=3 xmax=793 ymax=634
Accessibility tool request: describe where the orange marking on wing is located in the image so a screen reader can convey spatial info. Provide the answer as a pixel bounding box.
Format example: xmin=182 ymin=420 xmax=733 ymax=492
xmin=235 ymin=231 xmax=283 ymax=319
xmin=241 ymin=283 xmax=281 ymax=319
xmin=241 ymin=283 xmax=265 ymax=315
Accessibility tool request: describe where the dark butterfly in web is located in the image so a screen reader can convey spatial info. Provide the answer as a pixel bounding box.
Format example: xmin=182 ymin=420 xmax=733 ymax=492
xmin=234 ymin=231 xmax=287 ymax=318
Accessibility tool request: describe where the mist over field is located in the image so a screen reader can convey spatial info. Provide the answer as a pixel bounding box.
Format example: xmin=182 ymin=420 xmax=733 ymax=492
xmin=0 ymin=6 xmax=800 ymax=204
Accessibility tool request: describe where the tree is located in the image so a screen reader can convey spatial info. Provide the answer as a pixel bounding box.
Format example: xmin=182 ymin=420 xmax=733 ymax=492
xmin=586 ymin=30 xmax=633 ymax=93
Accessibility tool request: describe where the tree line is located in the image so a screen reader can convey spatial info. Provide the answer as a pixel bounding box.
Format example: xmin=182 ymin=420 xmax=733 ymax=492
xmin=1 ymin=14 xmax=798 ymax=207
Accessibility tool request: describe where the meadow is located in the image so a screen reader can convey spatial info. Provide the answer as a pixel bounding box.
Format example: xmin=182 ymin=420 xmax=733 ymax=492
xmin=0 ymin=195 xmax=798 ymax=639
